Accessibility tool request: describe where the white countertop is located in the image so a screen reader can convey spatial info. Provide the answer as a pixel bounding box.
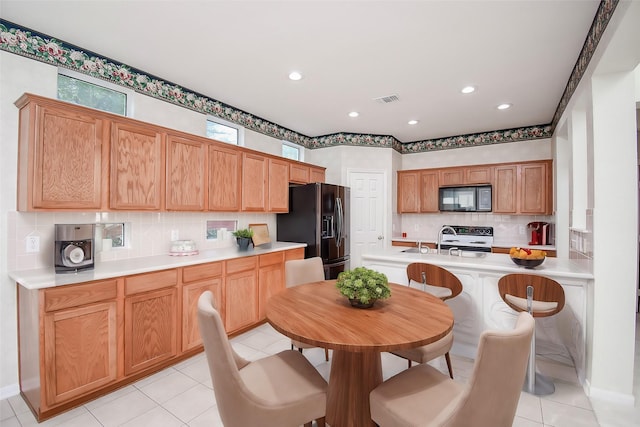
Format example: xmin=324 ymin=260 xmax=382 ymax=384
xmin=362 ymin=247 xmax=592 ymax=281
xmin=10 ymin=241 xmax=306 ymax=290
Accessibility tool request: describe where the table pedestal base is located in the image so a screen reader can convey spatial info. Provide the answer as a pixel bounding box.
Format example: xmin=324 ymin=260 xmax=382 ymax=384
xmin=326 ymin=350 xmax=383 ymax=427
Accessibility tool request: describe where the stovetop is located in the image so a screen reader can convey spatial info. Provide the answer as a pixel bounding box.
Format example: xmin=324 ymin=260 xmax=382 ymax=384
xmin=439 ymin=225 xmax=494 ymax=249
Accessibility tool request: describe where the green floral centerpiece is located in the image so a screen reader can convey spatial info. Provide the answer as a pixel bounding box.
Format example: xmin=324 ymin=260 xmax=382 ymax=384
xmin=336 ymin=267 xmax=391 ymax=308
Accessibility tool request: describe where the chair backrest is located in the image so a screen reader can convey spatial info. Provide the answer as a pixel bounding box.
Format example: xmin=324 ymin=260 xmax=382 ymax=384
xmin=406 ymin=262 xmax=463 ymax=301
xmin=498 ymin=273 xmax=565 ymax=317
xmin=433 ymin=312 xmax=535 ymax=427
xmin=285 ymin=257 xmax=325 ymax=287
xmin=197 ymin=291 xmax=263 ymax=426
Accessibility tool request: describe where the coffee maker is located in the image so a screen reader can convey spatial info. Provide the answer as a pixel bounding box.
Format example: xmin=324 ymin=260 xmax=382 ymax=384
xmin=54 ymin=224 xmax=95 ymax=273
xmin=527 ymin=222 xmax=549 ymax=245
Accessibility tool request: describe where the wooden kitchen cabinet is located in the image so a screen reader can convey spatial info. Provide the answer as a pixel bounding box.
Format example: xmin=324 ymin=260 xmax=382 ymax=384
xmin=397 ymin=171 xmax=420 ymax=213
xmin=268 ymin=158 xmax=289 ymax=212
xmin=493 ymin=161 xmax=552 ymax=214
xmin=439 ymin=165 xmax=493 ymax=186
xmin=110 ymin=120 xmax=164 ymax=210
xmin=289 ymin=162 xmax=326 ymax=184
xmin=208 ymin=143 xmax=242 ymax=211
xmin=258 ymin=252 xmax=285 ymax=320
xmin=181 ymin=261 xmax=223 ymax=351
xmin=241 ymin=153 xmax=268 ymax=211
xmin=123 ymin=269 xmax=178 ymax=375
xmin=225 ymin=257 xmax=259 ymax=333
xmin=15 ymin=94 xmax=107 ymax=211
xmin=166 ymin=133 xmax=207 ymax=211
xmin=420 ymin=170 xmax=439 ymax=212
xmin=18 ymin=279 xmax=118 ymax=419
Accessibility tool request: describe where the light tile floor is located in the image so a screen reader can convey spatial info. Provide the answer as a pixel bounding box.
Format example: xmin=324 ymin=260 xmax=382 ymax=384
xmin=1 ymin=317 xmax=638 ymax=427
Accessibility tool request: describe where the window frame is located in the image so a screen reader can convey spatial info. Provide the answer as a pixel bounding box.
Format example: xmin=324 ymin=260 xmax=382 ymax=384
xmin=282 ymin=140 xmax=304 ymax=162
xmin=206 ymin=116 xmax=245 ymax=146
xmin=57 ymin=68 xmax=134 ymax=116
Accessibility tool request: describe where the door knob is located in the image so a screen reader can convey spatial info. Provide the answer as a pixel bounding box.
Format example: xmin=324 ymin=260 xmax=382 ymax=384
xmin=378 ymin=235 xmax=384 ymax=240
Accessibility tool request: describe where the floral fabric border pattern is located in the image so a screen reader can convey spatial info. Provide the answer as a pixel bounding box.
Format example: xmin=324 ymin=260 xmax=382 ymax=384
xmin=0 ymin=1 xmax=616 ymax=153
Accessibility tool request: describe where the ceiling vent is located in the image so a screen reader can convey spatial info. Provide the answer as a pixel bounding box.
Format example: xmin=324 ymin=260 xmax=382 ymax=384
xmin=373 ymin=94 xmax=400 ymax=104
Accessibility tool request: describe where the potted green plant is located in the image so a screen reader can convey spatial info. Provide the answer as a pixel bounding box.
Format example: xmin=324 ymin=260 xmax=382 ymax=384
xmin=336 ymin=267 xmax=391 ymax=308
xmin=232 ymin=228 xmax=254 ymax=250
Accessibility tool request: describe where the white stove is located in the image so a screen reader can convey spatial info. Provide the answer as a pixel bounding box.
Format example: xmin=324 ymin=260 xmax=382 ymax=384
xmin=439 ymin=225 xmax=494 ymax=252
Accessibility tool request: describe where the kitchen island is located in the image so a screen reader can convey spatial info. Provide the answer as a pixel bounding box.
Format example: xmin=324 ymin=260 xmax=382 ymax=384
xmin=361 ymin=248 xmax=593 ymax=384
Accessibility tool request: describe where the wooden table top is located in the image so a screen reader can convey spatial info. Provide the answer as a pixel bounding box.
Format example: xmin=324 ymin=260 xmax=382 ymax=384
xmin=266 ymin=280 xmax=454 ymax=352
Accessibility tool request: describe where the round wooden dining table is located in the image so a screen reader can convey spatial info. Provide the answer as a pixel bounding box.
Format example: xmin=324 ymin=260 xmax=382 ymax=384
xmin=266 ymin=280 xmax=454 ymax=427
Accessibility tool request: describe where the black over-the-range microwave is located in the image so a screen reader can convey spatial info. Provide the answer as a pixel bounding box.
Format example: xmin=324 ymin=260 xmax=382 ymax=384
xmin=438 ymin=185 xmax=492 ymax=212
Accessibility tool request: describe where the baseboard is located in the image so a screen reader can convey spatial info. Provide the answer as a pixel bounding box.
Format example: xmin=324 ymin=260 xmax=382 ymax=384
xmin=586 ymin=380 xmax=636 ymax=406
xmin=0 ymin=383 xmax=20 ymax=401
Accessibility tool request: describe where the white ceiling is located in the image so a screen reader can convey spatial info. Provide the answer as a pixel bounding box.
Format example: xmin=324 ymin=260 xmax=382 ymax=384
xmin=0 ymin=0 xmax=601 ymax=143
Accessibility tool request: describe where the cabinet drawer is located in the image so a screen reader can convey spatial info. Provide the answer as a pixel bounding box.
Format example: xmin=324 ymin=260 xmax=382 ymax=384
xmin=125 ymin=269 xmax=177 ymax=295
xmin=44 ymin=279 xmax=118 ymax=312
xmin=259 ymin=252 xmax=284 ymax=267
xmin=226 ymin=257 xmax=257 ymax=274
xmin=182 ymin=262 xmax=223 ymax=283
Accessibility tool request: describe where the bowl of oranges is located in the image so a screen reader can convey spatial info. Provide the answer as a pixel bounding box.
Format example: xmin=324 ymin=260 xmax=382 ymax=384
xmin=509 ymin=247 xmax=547 ymax=268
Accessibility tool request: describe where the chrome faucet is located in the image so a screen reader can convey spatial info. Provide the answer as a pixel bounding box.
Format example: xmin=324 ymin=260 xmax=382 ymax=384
xmin=417 ymin=240 xmax=422 ymax=252
xmin=437 ymin=226 xmax=457 ymax=254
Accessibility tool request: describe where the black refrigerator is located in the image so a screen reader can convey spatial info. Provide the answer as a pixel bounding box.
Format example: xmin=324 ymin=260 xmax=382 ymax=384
xmin=277 ymin=183 xmax=350 ymax=279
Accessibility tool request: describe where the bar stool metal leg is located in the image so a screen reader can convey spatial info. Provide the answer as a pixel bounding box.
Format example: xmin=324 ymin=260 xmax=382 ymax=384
xmin=525 ymin=285 xmax=555 ymax=396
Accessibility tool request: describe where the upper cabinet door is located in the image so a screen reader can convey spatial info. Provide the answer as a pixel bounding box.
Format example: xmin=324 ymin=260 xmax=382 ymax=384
xmin=110 ymin=121 xmax=164 ymax=210
xmin=268 ymin=158 xmax=289 ymax=212
xmin=438 ymin=168 xmax=464 ymax=186
xmin=493 ymin=165 xmax=518 ymax=213
xmin=209 ymin=144 xmax=242 ymax=211
xmin=241 ymin=153 xmax=268 ymax=211
xmin=166 ymin=134 xmax=207 ymax=211
xmin=465 ymin=166 xmax=493 ymax=184
xmin=420 ymin=171 xmax=439 ymax=212
xmin=397 ymin=171 xmax=420 ymax=213
xmin=17 ymin=98 xmax=106 ymax=210
xmin=309 ymin=167 xmax=326 ymax=183
xmin=520 ymin=162 xmax=550 ymax=214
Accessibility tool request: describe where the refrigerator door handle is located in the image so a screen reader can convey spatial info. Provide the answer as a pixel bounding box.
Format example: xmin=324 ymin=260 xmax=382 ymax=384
xmin=336 ymin=197 xmax=343 ymax=248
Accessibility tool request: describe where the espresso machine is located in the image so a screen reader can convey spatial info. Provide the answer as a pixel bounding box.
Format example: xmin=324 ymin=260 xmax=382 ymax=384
xmin=54 ymin=224 xmax=95 ymax=273
xmin=527 ymin=222 xmax=550 ymax=245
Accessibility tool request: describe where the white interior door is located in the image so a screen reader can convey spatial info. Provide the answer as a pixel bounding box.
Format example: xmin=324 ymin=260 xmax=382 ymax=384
xmin=348 ymin=170 xmax=386 ymax=268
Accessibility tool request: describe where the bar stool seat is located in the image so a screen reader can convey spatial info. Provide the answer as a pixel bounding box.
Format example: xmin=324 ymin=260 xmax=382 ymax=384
xmin=498 ymin=273 xmax=565 ymax=396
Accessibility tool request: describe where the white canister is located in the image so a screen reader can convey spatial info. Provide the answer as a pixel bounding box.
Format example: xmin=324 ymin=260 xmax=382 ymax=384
xmin=102 ymin=238 xmax=113 ymax=252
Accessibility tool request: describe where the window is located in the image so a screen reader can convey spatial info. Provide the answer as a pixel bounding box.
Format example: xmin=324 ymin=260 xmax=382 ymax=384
xmin=100 ymin=223 xmax=127 ymax=249
xmin=282 ymin=140 xmax=303 ymax=161
xmin=206 ymin=117 xmax=244 ymax=145
xmin=57 ymin=69 xmax=131 ymax=116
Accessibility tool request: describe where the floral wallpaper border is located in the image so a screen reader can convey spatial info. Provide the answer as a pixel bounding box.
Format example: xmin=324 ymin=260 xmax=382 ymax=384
xmin=0 ymin=1 xmax=616 ymax=154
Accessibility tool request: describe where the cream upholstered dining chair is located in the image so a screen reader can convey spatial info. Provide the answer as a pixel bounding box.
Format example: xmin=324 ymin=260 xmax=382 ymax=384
xmin=197 ymin=291 xmax=327 ymax=427
xmin=285 ymin=257 xmax=330 ymax=361
xmin=370 ymin=312 xmax=534 ymax=427
xmin=392 ymin=262 xmax=463 ymax=378
xmin=498 ymin=273 xmax=565 ymax=396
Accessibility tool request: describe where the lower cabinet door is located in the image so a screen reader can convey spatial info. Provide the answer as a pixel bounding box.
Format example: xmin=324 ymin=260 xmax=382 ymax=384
xmin=43 ymin=302 xmax=117 ymax=406
xmin=225 ymin=270 xmax=259 ymax=333
xmin=124 ymin=287 xmax=178 ymax=376
xmin=182 ymin=279 xmax=222 ymax=352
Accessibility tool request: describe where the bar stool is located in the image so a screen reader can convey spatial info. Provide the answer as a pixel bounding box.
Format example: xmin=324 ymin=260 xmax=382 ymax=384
xmin=392 ymin=263 xmax=463 ymax=378
xmin=498 ymin=273 xmax=565 ymax=395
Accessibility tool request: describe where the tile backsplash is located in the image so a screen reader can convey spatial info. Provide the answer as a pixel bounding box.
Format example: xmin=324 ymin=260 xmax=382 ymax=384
xmin=397 ymin=213 xmax=555 ymax=247
xmin=7 ymin=211 xmax=276 ymax=271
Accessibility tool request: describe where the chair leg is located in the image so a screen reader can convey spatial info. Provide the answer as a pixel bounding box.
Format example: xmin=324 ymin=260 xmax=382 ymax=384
xmin=445 ymin=352 xmax=454 ymax=379
xmin=407 ymin=359 xmax=412 ymax=368
xmin=324 ymin=348 xmax=329 ymax=361
xmin=304 ymin=423 xmax=311 ymax=427
xmin=291 ymin=343 xmax=295 ymax=351
xmin=316 ymin=417 xmax=326 ymax=427
xmin=299 ymin=348 xmax=303 ymax=354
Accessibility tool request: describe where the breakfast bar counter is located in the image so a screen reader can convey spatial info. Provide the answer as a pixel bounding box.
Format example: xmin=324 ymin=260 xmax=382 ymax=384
xmin=361 ymin=248 xmax=593 ymax=384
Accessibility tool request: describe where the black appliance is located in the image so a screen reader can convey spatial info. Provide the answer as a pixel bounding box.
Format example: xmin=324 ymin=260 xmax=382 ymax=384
xmin=277 ymin=183 xmax=349 ymax=279
xmin=439 ymin=225 xmax=494 ymax=253
xmin=54 ymin=224 xmax=95 ymax=273
xmin=439 ymin=185 xmax=492 ymax=212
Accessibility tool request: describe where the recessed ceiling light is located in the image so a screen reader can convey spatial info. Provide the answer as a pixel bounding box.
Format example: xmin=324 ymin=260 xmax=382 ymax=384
xmin=461 ymin=86 xmax=475 ymax=94
xmin=497 ymin=103 xmax=512 ymax=110
xmin=288 ymin=71 xmax=302 ymax=81
xmin=349 ymin=111 xmax=359 ymax=118
xmin=408 ymin=120 xmax=419 ymax=125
